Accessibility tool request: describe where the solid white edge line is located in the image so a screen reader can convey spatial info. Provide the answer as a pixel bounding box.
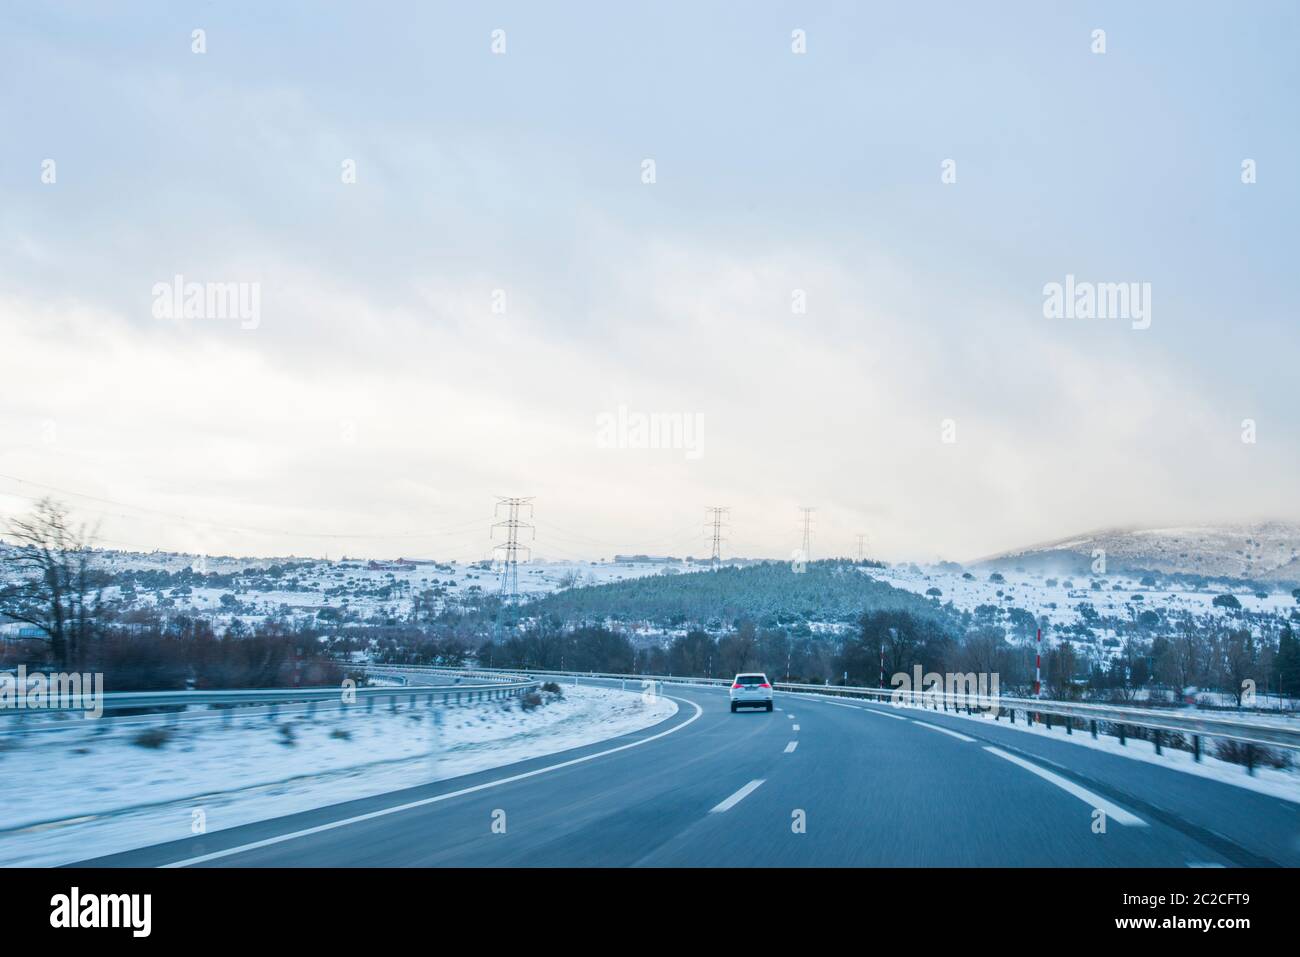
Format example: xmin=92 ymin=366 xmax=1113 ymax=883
xmin=862 ymin=707 xmax=908 ymax=721
xmin=911 ymin=720 xmax=977 ymax=742
xmin=983 ymin=746 xmax=1148 ymax=826
xmin=784 ymin=740 xmax=798 ymax=753
xmin=161 ymin=695 xmax=704 ymax=867
xmin=822 ymin=700 xmax=907 ymax=720
xmin=710 ymin=779 xmax=765 ymax=813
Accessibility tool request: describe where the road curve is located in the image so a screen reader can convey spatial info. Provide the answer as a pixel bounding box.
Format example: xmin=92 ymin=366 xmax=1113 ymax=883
xmin=76 ymin=681 xmax=1300 ymax=867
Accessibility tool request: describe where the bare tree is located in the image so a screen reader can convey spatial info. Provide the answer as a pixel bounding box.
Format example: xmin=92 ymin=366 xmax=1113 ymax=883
xmin=0 ymin=498 xmax=100 ymax=669
xmin=1223 ymin=629 xmax=1258 ymax=707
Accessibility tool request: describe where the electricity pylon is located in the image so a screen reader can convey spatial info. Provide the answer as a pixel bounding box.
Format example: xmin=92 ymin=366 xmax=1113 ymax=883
xmin=798 ymin=507 xmax=815 ymax=562
xmin=492 ymin=497 xmax=535 ymax=603
xmin=705 ymin=506 xmax=729 ymax=569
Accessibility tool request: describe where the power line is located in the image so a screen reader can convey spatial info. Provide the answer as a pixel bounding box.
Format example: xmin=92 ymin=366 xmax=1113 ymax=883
xmin=0 ymin=471 xmax=487 ymax=541
xmin=533 ymin=518 xmax=706 ymax=552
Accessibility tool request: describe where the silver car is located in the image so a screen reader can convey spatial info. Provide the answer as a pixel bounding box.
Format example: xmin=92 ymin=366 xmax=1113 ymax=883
xmin=730 ymin=673 xmax=774 ymax=712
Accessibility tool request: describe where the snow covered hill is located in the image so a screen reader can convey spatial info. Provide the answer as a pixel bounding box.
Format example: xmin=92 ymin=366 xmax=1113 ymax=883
xmin=972 ymin=522 xmax=1300 ymax=582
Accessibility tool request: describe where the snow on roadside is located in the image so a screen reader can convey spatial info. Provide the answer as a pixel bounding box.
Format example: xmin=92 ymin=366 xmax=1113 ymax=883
xmin=0 ymin=685 xmax=676 ymax=867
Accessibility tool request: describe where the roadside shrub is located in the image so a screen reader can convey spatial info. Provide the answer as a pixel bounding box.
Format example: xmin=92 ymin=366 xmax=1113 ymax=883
xmin=519 ymin=691 xmax=543 ymax=712
xmin=132 ymin=727 xmax=171 ymax=749
xmin=1214 ymin=739 xmax=1291 ymax=770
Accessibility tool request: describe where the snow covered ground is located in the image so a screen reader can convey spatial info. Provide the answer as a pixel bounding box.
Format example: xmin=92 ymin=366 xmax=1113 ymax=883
xmin=872 ymin=564 xmax=1297 ymax=627
xmin=869 ymin=562 xmax=1300 ymax=677
xmin=977 ymin=521 xmax=1300 ymax=581
xmin=78 ymin=550 xmax=715 ymax=633
xmin=0 ymin=684 xmax=676 ymax=867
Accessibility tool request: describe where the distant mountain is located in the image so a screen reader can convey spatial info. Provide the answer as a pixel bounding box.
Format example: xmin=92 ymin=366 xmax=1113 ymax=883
xmin=973 ymin=522 xmax=1300 ymax=582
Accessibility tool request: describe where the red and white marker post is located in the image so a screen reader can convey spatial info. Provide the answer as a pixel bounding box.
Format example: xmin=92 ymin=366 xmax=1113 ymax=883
xmin=1033 ymin=627 xmax=1042 ymax=723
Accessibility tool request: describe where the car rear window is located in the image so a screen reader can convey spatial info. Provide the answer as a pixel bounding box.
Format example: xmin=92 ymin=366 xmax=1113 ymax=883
xmin=735 ymin=675 xmax=767 ymax=685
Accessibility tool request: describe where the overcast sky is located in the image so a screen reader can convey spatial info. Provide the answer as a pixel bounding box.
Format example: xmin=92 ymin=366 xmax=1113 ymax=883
xmin=1 ymin=2 xmax=1297 ymax=564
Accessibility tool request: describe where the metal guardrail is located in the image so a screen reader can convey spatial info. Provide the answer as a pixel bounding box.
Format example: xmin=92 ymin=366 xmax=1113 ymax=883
xmin=382 ymin=664 xmax=1300 ymax=755
xmin=776 ymin=683 xmax=1300 ymax=752
xmin=0 ymin=675 xmax=539 ymax=717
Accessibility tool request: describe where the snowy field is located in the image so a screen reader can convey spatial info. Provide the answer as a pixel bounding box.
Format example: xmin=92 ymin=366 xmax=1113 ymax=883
xmin=73 ymin=550 xmax=709 ymax=632
xmin=19 ymin=539 xmax=1295 ymax=647
xmin=872 ymin=564 xmax=1297 ymax=627
xmin=0 ymin=684 xmax=676 ymax=867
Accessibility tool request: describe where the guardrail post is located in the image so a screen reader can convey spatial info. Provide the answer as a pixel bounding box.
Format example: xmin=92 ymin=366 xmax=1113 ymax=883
xmin=1153 ymin=730 xmax=1162 ymax=755
xmin=1090 ymin=719 xmax=1097 ymax=739
xmin=1193 ymin=734 xmax=1200 ymax=762
xmin=1045 ymin=713 xmax=1052 ymax=731
xmin=268 ymin=703 xmax=277 ymax=721
xmin=1245 ymin=744 xmax=1256 ymax=776
xmin=1118 ymin=724 xmax=1126 ymax=745
xmin=223 ymin=707 xmax=233 ymax=728
xmin=307 ymin=699 xmax=316 ymax=719
xmin=1065 ymin=716 xmax=1072 ymax=735
xmin=1009 ymin=708 xmax=1015 ymax=724
xmin=367 ymin=696 xmax=375 ymax=714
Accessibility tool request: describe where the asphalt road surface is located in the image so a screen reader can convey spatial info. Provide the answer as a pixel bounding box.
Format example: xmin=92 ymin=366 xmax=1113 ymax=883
xmin=78 ymin=681 xmax=1300 ymax=867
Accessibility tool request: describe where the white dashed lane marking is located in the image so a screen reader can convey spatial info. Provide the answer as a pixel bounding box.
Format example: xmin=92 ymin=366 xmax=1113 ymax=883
xmin=710 ymin=779 xmax=765 ymax=813
xmin=784 ymin=741 xmax=799 ymax=753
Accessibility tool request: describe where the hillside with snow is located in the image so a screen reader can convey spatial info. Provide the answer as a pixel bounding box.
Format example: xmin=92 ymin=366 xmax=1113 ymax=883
xmin=972 ymin=522 xmax=1300 ymax=582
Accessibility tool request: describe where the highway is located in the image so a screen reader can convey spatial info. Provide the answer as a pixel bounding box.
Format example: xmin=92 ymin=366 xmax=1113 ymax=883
xmin=77 ymin=681 xmax=1300 ymax=867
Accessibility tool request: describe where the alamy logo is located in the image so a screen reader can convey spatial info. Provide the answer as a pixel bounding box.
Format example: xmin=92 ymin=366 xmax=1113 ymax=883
xmin=890 ymin=666 xmax=1000 ymax=716
xmin=50 ymin=887 xmax=151 ymax=937
xmin=596 ymin=405 xmax=704 ymax=460
xmin=152 ymin=274 xmax=261 ymax=329
xmin=0 ymin=666 xmax=104 ymax=719
xmin=1042 ymin=274 xmax=1151 ymax=330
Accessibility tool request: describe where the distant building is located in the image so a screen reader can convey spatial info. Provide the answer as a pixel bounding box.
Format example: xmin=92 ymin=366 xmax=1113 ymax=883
xmin=0 ymin=615 xmax=44 ymax=640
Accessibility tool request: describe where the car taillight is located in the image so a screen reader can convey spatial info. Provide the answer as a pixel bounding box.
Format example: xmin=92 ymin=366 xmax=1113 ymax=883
xmin=732 ymin=683 xmax=742 ymax=689
xmin=760 ymin=683 xmax=771 ymax=689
